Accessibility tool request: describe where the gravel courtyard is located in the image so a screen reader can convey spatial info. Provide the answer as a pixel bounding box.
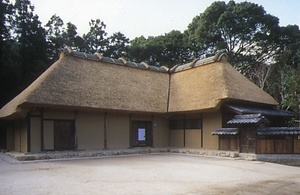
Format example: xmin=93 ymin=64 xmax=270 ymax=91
xmin=1 ymin=154 xmax=300 ymax=195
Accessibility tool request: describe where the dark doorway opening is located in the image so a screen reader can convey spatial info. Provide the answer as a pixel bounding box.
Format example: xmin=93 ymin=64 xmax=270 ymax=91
xmin=131 ymin=121 xmax=153 ymax=147
xmin=54 ymin=120 xmax=75 ymax=151
xmin=0 ymin=127 xmax=7 ymax=150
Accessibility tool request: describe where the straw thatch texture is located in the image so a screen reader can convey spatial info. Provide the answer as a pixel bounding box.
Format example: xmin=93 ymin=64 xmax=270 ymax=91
xmin=168 ymin=60 xmax=277 ymax=113
xmin=0 ymin=49 xmax=278 ymax=119
xmin=0 ymin=56 xmax=64 ymax=119
xmin=0 ymin=52 xmax=169 ymax=118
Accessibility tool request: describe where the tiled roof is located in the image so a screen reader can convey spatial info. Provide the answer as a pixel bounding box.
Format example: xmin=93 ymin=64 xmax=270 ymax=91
xmin=212 ymin=128 xmax=239 ymax=135
xmin=225 ymin=104 xmax=294 ymax=117
xmin=227 ymin=114 xmax=270 ymax=124
xmin=257 ymin=127 xmax=300 ymax=135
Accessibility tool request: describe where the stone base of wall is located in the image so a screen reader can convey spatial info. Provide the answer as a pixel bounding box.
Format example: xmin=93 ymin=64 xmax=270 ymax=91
xmin=3 ymin=148 xmax=300 ymax=166
xmin=239 ymin=153 xmax=300 ymax=166
xmin=4 ymin=148 xmax=238 ymax=162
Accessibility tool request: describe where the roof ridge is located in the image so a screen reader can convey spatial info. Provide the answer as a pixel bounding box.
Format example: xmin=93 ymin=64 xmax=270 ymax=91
xmin=62 ymin=46 xmax=230 ymax=74
xmin=62 ymin=46 xmax=169 ymax=73
xmin=170 ymin=51 xmax=229 ymax=73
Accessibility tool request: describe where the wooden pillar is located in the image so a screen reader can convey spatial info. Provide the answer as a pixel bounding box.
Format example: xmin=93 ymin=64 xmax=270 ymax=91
xmin=200 ymin=113 xmax=203 ymax=148
xmin=183 ymin=115 xmax=186 ymax=147
xmin=26 ymin=111 xmax=31 ymax=153
xmin=129 ymin=114 xmax=132 ymax=148
xmin=74 ymin=110 xmax=78 ymax=150
xmin=104 ymin=111 xmax=108 ymax=149
xmin=151 ymin=115 xmax=154 ymax=147
xmin=40 ymin=108 xmax=44 ymax=151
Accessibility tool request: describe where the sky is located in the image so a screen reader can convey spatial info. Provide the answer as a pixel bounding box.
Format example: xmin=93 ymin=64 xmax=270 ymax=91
xmin=28 ymin=0 xmax=300 ymax=40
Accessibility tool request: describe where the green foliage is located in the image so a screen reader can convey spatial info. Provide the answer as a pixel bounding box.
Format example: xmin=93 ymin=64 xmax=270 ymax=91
xmin=128 ymin=30 xmax=188 ymax=67
xmin=186 ymin=0 xmax=281 ymax=81
xmin=105 ymin=32 xmax=129 ymax=58
xmin=281 ymin=67 xmax=300 ymax=111
xmin=45 ymin=14 xmax=65 ymax=61
xmin=13 ymin=0 xmax=48 ymax=80
xmin=83 ymin=19 xmax=108 ymax=54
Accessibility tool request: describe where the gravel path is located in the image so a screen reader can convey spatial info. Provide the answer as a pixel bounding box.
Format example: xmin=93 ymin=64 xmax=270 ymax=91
xmin=0 ymin=154 xmax=300 ymax=194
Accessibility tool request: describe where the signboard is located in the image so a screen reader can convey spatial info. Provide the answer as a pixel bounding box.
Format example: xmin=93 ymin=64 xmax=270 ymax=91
xmin=138 ymin=128 xmax=146 ymax=141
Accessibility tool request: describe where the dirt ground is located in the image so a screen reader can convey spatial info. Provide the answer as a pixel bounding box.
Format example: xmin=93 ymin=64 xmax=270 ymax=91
xmin=0 ymin=154 xmax=300 ymax=195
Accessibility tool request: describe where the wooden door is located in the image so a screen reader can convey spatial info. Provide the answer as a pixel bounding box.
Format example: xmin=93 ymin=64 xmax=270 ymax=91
xmin=131 ymin=121 xmax=153 ymax=147
xmin=240 ymin=127 xmax=256 ymax=153
xmin=54 ymin=121 xmax=75 ymax=151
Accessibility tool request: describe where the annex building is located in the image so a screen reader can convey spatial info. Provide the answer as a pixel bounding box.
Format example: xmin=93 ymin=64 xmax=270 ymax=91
xmin=0 ymin=46 xmax=299 ymax=154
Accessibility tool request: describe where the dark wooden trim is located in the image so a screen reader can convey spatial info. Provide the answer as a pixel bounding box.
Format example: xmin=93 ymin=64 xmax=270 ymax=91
xmin=18 ymin=121 xmax=21 ymax=152
xmin=292 ymin=135 xmax=295 ymax=154
xmin=200 ymin=113 xmax=203 ymax=148
xmin=74 ymin=110 xmax=78 ymax=150
xmin=40 ymin=108 xmax=44 ymax=151
xmin=129 ymin=114 xmax=133 ymax=148
xmin=239 ymin=125 xmax=242 ymax=153
xmin=255 ymin=125 xmax=258 ymax=154
xmin=30 ymin=115 xmax=42 ymax=118
xmin=151 ymin=115 xmax=154 ymax=147
xmin=44 ymin=118 xmax=76 ymax=121
xmin=26 ymin=112 xmax=31 ymax=152
xmin=183 ymin=115 xmax=186 ymax=147
xmin=104 ymin=111 xmax=108 ymax=149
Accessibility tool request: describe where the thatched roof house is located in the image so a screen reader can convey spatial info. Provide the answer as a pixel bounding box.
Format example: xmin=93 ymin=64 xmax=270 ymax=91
xmin=1 ymin=46 xmax=296 ymax=154
xmin=0 ymin=47 xmax=277 ymax=119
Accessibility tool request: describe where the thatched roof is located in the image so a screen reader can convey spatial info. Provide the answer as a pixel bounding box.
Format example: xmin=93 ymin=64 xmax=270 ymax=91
xmin=0 ymin=48 xmax=169 ymax=119
xmin=168 ymin=53 xmax=277 ymax=113
xmin=0 ymin=47 xmax=278 ymax=119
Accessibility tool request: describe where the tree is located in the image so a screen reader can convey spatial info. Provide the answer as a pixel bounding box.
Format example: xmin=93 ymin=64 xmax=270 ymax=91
xmin=160 ymin=30 xmax=188 ymax=67
xmin=62 ymin=22 xmax=85 ymax=51
xmin=105 ymin=32 xmax=129 ymax=58
xmin=266 ymin=25 xmax=300 ymax=113
xmin=128 ymin=31 xmax=188 ymax=67
xmin=13 ymin=0 xmax=48 ymax=83
xmin=128 ymin=36 xmax=150 ymax=64
xmin=0 ymin=0 xmax=15 ymax=107
xmin=83 ymin=19 xmax=108 ymax=54
xmin=45 ymin=14 xmax=65 ymax=62
xmin=186 ymin=1 xmax=281 ymax=85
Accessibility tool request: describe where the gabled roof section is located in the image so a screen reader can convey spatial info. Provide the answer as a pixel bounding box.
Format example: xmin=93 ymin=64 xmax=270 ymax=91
xmin=168 ymin=52 xmax=278 ymax=113
xmin=0 ymin=47 xmax=170 ymax=119
xmin=170 ymin=52 xmax=228 ymax=73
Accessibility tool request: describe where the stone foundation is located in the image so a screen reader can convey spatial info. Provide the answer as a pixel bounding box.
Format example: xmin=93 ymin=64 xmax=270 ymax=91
xmin=5 ymin=148 xmax=239 ymax=162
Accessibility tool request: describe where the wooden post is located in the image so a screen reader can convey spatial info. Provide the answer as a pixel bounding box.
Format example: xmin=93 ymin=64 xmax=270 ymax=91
xmin=40 ymin=108 xmax=44 ymax=151
xmin=129 ymin=114 xmax=133 ymax=148
xmin=151 ymin=115 xmax=154 ymax=147
xmin=183 ymin=115 xmax=186 ymax=147
xmin=26 ymin=111 xmax=31 ymax=153
xmin=200 ymin=113 xmax=203 ymax=148
xmin=104 ymin=111 xmax=108 ymax=149
xmin=74 ymin=110 xmax=78 ymax=150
